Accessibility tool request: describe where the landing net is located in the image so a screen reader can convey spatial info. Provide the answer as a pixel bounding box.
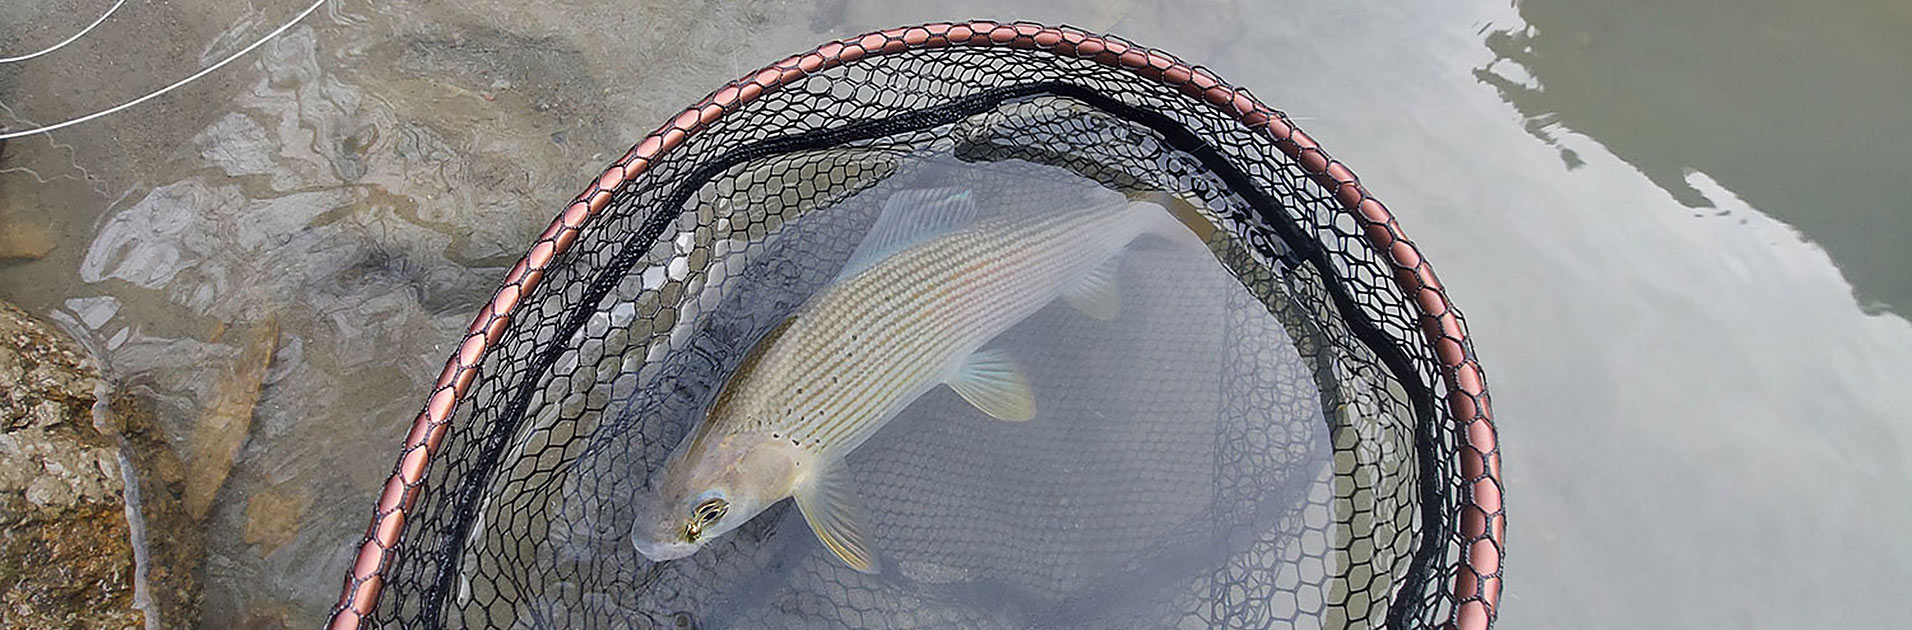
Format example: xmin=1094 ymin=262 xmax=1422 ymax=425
xmin=330 ymin=22 xmax=1503 ymax=630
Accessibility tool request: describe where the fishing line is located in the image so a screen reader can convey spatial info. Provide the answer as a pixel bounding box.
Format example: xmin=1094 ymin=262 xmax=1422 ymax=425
xmin=0 ymin=0 xmax=126 ymax=64
xmin=0 ymin=0 xmax=329 ymax=140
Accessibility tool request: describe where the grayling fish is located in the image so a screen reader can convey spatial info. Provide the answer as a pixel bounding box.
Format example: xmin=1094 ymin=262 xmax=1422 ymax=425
xmin=632 ymin=188 xmax=1198 ymax=572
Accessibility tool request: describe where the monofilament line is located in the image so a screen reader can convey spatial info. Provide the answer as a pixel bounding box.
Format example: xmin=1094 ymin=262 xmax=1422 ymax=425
xmin=0 ymin=0 xmax=126 ymax=64
xmin=0 ymin=0 xmax=329 ymax=141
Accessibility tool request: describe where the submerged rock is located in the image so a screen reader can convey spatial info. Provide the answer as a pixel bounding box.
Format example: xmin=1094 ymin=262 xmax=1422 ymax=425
xmin=0 ymin=139 xmax=55 ymax=262
xmin=184 ymin=314 xmax=278 ymax=520
xmin=242 ymin=483 xmax=309 ymax=557
xmin=0 ymin=299 xmax=200 ymax=628
xmin=0 ymin=220 xmax=55 ymax=262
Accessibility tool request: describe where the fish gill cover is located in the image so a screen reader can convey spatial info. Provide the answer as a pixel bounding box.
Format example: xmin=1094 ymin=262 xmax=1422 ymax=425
xmin=330 ymin=22 xmax=1502 ymax=630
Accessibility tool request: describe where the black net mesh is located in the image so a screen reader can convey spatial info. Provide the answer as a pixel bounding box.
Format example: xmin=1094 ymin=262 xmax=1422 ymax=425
xmin=361 ymin=40 xmax=1471 ymax=630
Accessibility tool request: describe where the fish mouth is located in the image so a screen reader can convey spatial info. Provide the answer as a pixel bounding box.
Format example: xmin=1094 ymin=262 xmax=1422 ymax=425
xmin=632 ymin=536 xmax=700 ymax=563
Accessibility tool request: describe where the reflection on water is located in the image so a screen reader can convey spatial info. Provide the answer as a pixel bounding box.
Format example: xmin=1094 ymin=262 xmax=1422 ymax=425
xmin=1461 ymin=2 xmax=1912 ymax=627
xmin=0 ymin=0 xmax=1907 ymax=628
xmin=1477 ymin=0 xmax=1912 ymax=315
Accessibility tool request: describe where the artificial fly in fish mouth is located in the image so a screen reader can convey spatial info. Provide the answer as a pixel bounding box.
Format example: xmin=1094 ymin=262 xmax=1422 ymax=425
xmin=632 ymin=187 xmax=1204 ymax=572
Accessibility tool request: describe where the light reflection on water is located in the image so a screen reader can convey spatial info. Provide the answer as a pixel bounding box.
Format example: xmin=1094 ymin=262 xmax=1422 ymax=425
xmin=1477 ymin=0 xmax=1912 ymax=316
xmin=0 ymin=0 xmax=1907 ymax=627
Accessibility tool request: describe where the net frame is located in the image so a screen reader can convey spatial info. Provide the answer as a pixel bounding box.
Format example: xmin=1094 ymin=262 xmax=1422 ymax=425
xmin=327 ymin=20 xmax=1504 ymax=630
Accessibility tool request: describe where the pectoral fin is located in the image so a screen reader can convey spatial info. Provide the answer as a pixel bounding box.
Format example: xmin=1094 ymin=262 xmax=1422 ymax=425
xmin=794 ymin=463 xmax=877 ymax=573
xmin=1061 ymin=257 xmax=1121 ymax=321
xmin=947 ymin=349 xmax=1036 ymax=422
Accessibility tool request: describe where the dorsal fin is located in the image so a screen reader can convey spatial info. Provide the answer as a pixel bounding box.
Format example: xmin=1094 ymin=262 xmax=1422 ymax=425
xmin=836 ymin=187 xmax=978 ymax=281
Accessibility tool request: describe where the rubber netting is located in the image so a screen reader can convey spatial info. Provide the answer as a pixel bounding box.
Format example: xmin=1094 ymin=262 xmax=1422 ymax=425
xmin=368 ymin=47 xmax=1467 ymax=630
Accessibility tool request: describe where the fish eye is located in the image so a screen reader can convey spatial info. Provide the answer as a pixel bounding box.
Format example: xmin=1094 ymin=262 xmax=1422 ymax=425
xmin=683 ymin=496 xmax=729 ymax=542
xmin=693 ymin=497 xmax=729 ymax=524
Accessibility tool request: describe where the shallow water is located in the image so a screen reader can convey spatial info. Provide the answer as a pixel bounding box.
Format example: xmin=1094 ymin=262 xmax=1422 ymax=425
xmin=1 ymin=0 xmax=1908 ymax=628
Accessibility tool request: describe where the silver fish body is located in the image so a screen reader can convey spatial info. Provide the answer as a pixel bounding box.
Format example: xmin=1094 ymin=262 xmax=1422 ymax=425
xmin=633 ymin=193 xmax=1189 ymax=571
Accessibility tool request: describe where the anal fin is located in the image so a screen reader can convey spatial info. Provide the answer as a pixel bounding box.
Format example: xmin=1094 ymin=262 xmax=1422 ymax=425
xmin=947 ymin=348 xmax=1036 ymax=422
xmin=1061 ymin=257 xmax=1121 ymax=321
xmin=794 ymin=462 xmax=878 ymax=573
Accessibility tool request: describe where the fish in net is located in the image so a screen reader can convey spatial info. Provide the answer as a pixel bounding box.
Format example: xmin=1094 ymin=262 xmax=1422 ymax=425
xmin=329 ymin=21 xmax=1504 ymax=630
